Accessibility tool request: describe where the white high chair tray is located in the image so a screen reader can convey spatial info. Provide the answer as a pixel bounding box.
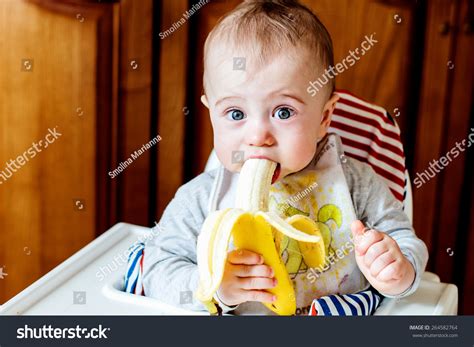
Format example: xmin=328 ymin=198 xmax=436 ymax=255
xmin=0 ymin=223 xmax=457 ymax=315
xmin=0 ymin=223 xmax=204 ymax=315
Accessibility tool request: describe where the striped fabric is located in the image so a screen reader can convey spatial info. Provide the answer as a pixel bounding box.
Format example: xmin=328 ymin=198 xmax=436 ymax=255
xmin=308 ymin=288 xmax=382 ymax=316
xmin=330 ymin=90 xmax=407 ymax=203
xmin=124 ymin=242 xmax=145 ymax=295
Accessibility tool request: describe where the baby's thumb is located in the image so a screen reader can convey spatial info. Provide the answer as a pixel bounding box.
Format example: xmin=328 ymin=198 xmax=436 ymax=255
xmin=351 ymin=220 xmax=366 ymax=241
xmin=351 ymin=220 xmax=369 ymax=270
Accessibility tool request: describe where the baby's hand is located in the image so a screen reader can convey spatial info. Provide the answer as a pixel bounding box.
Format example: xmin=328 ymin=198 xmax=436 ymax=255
xmin=351 ymin=220 xmax=415 ymax=296
xmin=216 ymin=249 xmax=277 ymax=307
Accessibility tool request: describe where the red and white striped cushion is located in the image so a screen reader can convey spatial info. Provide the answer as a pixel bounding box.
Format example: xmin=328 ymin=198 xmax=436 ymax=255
xmin=329 ymin=90 xmax=406 ymax=203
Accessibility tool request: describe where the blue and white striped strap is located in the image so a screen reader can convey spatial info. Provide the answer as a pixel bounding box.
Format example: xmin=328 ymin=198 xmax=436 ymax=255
xmin=123 ymin=242 xmax=146 ymax=295
xmin=309 ymin=288 xmax=382 ymax=316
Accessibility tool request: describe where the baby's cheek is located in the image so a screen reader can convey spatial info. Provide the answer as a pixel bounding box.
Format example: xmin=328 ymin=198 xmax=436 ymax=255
xmin=281 ymin=139 xmax=317 ymax=172
xmin=214 ymin=137 xmax=240 ymax=172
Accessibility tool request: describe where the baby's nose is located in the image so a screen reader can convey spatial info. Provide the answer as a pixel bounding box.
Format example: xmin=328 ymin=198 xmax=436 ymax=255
xmin=246 ymin=124 xmax=275 ymax=147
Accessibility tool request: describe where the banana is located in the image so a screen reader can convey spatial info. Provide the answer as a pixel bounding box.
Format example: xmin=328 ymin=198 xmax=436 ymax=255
xmin=287 ymin=215 xmax=326 ymax=269
xmin=195 ymin=158 xmax=325 ymax=315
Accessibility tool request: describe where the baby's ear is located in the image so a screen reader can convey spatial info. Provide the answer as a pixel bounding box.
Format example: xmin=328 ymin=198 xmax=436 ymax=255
xmin=317 ymin=93 xmax=340 ymax=138
xmin=201 ymin=94 xmax=209 ymax=108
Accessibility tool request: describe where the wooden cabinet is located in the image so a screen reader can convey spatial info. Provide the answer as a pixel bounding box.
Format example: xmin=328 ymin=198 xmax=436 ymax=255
xmin=413 ymin=0 xmax=473 ymax=314
xmin=0 ymin=0 xmax=156 ymax=304
xmin=0 ymin=0 xmax=120 ymax=304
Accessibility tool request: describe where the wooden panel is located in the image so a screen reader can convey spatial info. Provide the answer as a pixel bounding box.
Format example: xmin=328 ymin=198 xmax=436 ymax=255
xmin=96 ymin=1 xmax=120 ymax=233
xmin=458 ymin=0 xmax=474 ymax=315
xmin=155 ymin=0 xmax=190 ymax=217
xmin=434 ymin=0 xmax=473 ymax=283
xmin=116 ymin=0 xmax=153 ymax=225
xmin=303 ymin=0 xmax=416 ymax=146
xmin=412 ymin=0 xmax=457 ymax=262
xmin=189 ymin=0 xmax=240 ymax=178
xmin=0 ymin=0 xmax=118 ymax=304
xmin=462 ymin=158 xmax=474 ymax=314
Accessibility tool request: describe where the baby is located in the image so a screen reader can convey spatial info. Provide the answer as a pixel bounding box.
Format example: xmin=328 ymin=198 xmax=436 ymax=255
xmin=142 ymin=0 xmax=428 ymax=315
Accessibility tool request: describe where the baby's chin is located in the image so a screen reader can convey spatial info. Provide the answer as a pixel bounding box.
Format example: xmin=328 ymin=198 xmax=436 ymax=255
xmin=272 ymin=166 xmax=298 ymax=184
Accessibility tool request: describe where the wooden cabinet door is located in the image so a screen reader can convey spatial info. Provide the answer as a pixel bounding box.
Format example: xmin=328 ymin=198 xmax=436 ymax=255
xmin=413 ymin=0 xmax=474 ymax=314
xmin=0 ymin=0 xmax=119 ymax=304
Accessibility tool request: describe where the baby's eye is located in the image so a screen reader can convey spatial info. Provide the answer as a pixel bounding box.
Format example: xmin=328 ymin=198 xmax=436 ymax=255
xmin=226 ymin=109 xmax=246 ymax=121
xmin=273 ymin=107 xmax=295 ymax=120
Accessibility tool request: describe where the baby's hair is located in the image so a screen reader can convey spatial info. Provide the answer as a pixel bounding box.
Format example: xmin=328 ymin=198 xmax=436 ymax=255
xmin=203 ymin=0 xmax=335 ymax=98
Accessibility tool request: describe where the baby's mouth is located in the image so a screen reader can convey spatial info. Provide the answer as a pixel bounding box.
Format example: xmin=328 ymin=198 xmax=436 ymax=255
xmin=245 ymin=156 xmax=280 ymax=183
xmin=272 ymin=163 xmax=281 ymax=184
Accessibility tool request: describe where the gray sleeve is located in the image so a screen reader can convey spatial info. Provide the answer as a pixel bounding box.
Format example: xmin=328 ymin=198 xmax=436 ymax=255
xmin=343 ymin=158 xmax=429 ymax=298
xmin=142 ymin=171 xmax=214 ymax=312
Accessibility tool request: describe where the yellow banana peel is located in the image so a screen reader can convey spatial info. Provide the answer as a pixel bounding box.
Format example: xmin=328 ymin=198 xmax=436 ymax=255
xmin=195 ymin=159 xmax=326 ymax=315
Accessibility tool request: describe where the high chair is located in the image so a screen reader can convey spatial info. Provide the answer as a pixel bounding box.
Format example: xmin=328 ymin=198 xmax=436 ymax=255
xmin=0 ymin=91 xmax=458 ymax=315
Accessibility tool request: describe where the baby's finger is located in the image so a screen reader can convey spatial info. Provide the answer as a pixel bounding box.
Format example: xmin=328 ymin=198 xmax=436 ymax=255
xmin=228 ymin=249 xmax=263 ymax=265
xmin=351 ymin=220 xmax=366 ymax=238
xmin=363 ymin=240 xmax=389 ymax=268
xmin=377 ymin=261 xmax=403 ymax=282
xmin=354 ymin=230 xmax=384 ymax=256
xmin=232 ymin=264 xmax=274 ymax=278
xmin=369 ymin=250 xmax=396 ymax=278
xmin=239 ymin=277 xmax=277 ymax=290
xmin=243 ymin=290 xmax=276 ymax=303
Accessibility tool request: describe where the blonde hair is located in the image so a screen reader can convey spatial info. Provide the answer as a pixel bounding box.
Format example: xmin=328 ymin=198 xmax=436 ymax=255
xmin=203 ymin=0 xmax=335 ymax=97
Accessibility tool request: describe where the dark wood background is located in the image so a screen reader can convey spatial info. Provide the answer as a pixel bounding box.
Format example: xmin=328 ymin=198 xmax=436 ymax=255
xmin=0 ymin=0 xmax=473 ymax=314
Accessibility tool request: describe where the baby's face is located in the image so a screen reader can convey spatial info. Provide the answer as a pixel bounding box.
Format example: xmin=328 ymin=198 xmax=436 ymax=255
xmin=202 ymin=45 xmax=339 ymax=182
